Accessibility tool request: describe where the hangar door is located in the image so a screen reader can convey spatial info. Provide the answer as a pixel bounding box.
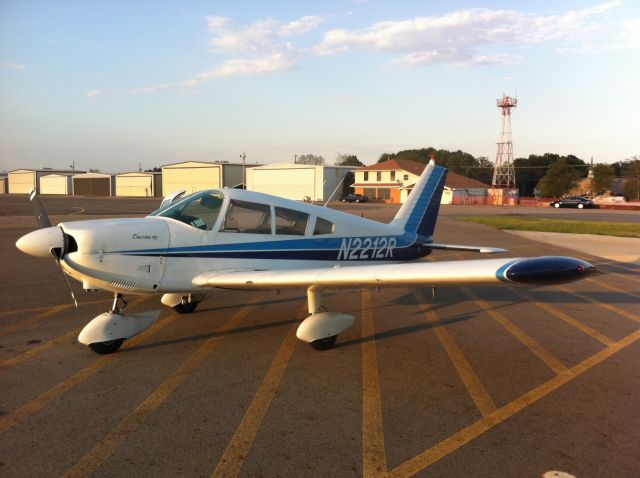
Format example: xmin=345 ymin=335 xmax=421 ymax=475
xmin=73 ymin=177 xmax=111 ymax=196
xmin=9 ymin=170 xmax=35 ymax=194
xmin=253 ymin=169 xmax=315 ymax=200
xmin=40 ymin=175 xmax=70 ymax=195
xmin=116 ymin=174 xmax=153 ymax=197
xmin=163 ymin=163 xmax=221 ymax=194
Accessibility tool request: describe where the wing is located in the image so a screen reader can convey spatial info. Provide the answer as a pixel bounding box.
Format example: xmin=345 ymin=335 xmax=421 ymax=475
xmin=192 ymin=256 xmax=596 ymax=290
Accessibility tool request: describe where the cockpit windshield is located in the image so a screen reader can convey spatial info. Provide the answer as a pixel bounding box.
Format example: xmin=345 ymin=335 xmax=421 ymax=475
xmin=150 ymin=190 xmax=224 ymax=230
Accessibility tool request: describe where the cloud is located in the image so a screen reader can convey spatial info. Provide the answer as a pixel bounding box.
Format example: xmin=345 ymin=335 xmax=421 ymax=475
xmin=1 ymin=60 xmax=27 ymax=70
xmin=280 ymin=15 xmax=324 ymax=36
xmin=196 ymin=51 xmax=298 ymax=79
xmin=613 ymin=16 xmax=640 ymax=49
xmin=132 ymin=14 xmax=322 ymax=93
xmin=131 ymin=3 xmax=631 ymax=94
xmin=86 ymin=90 xmax=102 ymax=98
xmin=316 ymin=2 xmax=622 ymax=67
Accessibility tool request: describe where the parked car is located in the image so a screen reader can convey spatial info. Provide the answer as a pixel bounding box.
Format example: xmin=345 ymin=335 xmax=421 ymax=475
xmin=342 ymin=193 xmax=369 ymax=203
xmin=549 ymin=196 xmax=595 ymax=209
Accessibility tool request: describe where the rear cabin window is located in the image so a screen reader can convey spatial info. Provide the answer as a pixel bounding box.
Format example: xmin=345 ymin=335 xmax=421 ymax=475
xmin=275 ymin=207 xmax=309 ymax=235
xmin=313 ymin=217 xmax=335 ymax=235
xmin=221 ymin=200 xmax=271 ymax=234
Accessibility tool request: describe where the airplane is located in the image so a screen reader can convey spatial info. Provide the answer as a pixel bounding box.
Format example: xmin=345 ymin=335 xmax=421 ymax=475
xmin=16 ymin=158 xmax=597 ymax=354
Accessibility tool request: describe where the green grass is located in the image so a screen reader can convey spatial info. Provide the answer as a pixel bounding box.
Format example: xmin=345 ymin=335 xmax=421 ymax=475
xmin=460 ymin=216 xmax=640 ymax=238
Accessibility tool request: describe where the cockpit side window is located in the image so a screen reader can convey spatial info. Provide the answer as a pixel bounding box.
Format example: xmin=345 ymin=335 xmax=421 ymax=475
xmin=221 ymin=200 xmax=272 ymax=234
xmin=151 ymin=191 xmax=224 ymax=230
xmin=275 ymin=207 xmax=309 ymax=235
xmin=313 ymin=217 xmax=336 ymax=235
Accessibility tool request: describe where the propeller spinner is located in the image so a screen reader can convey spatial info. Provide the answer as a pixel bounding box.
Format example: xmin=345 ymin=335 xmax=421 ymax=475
xmin=16 ymin=189 xmax=78 ymax=307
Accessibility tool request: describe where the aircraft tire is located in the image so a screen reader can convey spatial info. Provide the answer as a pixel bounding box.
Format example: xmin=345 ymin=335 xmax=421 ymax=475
xmin=173 ymin=301 xmax=199 ymax=314
xmin=88 ymin=339 xmax=124 ymax=354
xmin=310 ymin=335 xmax=337 ymax=350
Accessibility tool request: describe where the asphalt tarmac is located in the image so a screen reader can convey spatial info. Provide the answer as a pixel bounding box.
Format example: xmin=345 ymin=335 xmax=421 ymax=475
xmin=0 ymin=196 xmax=638 ymax=477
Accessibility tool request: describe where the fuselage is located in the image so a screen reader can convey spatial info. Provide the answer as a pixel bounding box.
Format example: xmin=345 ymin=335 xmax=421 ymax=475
xmin=55 ymin=188 xmax=432 ymax=294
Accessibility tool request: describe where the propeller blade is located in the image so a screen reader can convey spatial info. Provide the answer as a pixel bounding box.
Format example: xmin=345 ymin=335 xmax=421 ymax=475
xmin=55 ymin=258 xmax=78 ymax=309
xmin=28 ymin=188 xmax=52 ymax=228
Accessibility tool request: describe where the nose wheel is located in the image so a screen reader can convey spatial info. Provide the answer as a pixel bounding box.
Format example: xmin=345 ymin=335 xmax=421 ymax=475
xmin=89 ymin=338 xmax=124 ymax=354
xmin=86 ymin=293 xmax=130 ymax=354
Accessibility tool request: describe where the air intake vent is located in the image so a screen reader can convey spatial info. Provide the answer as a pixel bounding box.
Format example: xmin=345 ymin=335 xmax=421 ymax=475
xmin=110 ymin=277 xmax=136 ymax=290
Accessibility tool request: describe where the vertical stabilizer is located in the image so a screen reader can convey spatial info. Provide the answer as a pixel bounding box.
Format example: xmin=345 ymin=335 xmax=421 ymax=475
xmin=390 ymin=159 xmax=447 ymax=237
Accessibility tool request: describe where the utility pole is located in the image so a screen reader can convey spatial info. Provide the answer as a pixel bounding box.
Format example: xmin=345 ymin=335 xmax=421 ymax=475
xmin=240 ymin=152 xmax=246 ymax=189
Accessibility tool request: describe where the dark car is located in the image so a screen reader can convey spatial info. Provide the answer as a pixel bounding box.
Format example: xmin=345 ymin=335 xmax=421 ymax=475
xmin=549 ymin=196 xmax=595 ymax=209
xmin=342 ymin=193 xmax=369 ymax=203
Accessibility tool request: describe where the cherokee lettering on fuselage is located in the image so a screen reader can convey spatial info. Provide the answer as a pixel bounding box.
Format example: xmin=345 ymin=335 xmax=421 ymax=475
xmin=337 ymin=237 xmax=397 ymax=261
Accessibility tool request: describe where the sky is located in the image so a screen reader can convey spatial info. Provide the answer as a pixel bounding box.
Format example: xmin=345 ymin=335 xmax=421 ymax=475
xmin=1 ymin=0 xmax=639 ymax=173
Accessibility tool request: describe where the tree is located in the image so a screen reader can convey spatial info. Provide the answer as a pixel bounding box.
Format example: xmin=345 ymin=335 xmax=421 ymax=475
xmin=335 ymin=154 xmax=364 ymax=167
xmin=590 ymin=164 xmax=613 ymax=195
xmin=377 ymin=147 xmax=492 ymax=180
xmin=296 ymin=154 xmax=324 ymax=165
xmin=145 ymin=167 xmax=161 ymax=172
xmin=537 ymin=158 xmax=581 ymax=197
xmin=514 ymin=153 xmax=587 ymax=196
xmin=89 ymin=168 xmax=101 ymax=173
xmin=622 ymin=156 xmax=640 ymax=202
xmin=341 ymin=171 xmax=355 ymax=197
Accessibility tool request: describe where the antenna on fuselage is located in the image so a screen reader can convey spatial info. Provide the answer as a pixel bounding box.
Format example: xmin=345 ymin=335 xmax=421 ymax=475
xmin=323 ymin=176 xmax=346 ymax=207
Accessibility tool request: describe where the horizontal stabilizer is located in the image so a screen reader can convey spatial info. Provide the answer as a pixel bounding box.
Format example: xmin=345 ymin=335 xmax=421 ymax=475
xmin=426 ymin=243 xmax=507 ymax=254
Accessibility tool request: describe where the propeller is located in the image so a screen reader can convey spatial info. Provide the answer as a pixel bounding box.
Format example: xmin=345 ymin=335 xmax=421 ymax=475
xmin=27 ymin=189 xmax=78 ymax=308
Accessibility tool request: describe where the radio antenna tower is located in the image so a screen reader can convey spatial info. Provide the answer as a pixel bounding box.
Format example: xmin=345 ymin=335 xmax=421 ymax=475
xmin=492 ymin=94 xmax=517 ymax=203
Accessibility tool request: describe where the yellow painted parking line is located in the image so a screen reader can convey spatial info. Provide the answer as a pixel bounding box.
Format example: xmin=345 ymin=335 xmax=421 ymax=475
xmin=0 ymin=298 xmax=112 ymax=318
xmin=0 ymin=311 xmax=180 ymax=434
xmin=0 ymin=327 xmax=82 ymax=369
xmin=512 ymin=289 xmax=615 ymax=347
xmin=413 ymin=290 xmax=496 ymax=418
xmin=0 ymin=295 xmax=154 ymax=369
xmin=461 ymin=287 xmax=568 ymax=375
xmin=594 ymin=261 xmax=640 ymax=279
xmin=387 ymin=328 xmax=640 ymax=478
xmin=0 ymin=304 xmax=69 ymax=338
xmin=585 ymin=277 xmax=640 ymax=300
xmin=558 ymin=287 xmax=640 ymax=324
xmin=362 ymin=289 xmax=388 ymax=477
xmin=211 ymin=305 xmax=303 ymax=478
xmin=62 ymin=296 xmax=262 ymax=478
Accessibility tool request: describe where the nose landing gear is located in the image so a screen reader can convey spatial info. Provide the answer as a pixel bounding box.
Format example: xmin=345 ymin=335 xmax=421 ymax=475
xmin=78 ymin=292 xmax=160 ymax=354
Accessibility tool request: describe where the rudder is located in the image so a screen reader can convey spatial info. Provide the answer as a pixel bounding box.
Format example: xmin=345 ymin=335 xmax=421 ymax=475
xmin=390 ymin=159 xmax=448 ymax=237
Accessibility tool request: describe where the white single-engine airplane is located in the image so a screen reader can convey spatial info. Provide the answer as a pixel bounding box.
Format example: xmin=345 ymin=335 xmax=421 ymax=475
xmin=16 ymin=159 xmax=596 ymax=354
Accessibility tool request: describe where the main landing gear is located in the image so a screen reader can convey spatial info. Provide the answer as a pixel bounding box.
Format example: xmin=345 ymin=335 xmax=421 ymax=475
xmin=296 ymin=286 xmax=355 ymax=351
